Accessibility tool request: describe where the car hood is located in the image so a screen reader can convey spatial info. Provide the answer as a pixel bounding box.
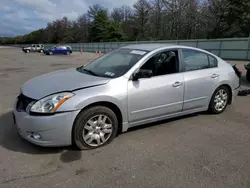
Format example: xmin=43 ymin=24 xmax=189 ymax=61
xmin=21 ymin=68 xmax=110 ymax=99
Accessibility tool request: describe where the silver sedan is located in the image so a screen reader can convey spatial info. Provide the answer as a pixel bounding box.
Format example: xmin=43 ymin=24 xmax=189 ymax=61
xmin=13 ymin=44 xmax=241 ymax=149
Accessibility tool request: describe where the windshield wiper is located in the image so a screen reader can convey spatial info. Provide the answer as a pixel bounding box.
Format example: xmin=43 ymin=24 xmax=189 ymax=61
xmin=82 ymin=68 xmax=98 ymax=76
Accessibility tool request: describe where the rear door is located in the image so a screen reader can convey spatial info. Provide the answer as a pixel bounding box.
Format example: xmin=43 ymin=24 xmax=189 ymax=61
xmin=181 ymin=49 xmax=220 ymax=111
xmin=54 ymin=46 xmax=62 ymax=54
xmin=59 ymin=46 xmax=67 ymax=54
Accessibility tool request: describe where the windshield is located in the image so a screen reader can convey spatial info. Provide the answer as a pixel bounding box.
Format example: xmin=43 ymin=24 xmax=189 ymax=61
xmin=77 ymin=48 xmax=148 ymax=78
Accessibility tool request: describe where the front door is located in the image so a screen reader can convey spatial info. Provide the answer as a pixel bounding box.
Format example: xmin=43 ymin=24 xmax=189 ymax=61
xmin=128 ymin=49 xmax=184 ymax=123
xmin=31 ymin=44 xmax=36 ymax=52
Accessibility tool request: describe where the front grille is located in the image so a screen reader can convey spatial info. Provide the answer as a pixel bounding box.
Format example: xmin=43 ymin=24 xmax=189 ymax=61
xmin=16 ymin=94 xmax=37 ymax=112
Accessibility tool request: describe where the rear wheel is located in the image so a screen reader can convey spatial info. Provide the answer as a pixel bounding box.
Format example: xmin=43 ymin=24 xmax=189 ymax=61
xmin=26 ymin=49 xmax=30 ymax=53
xmin=73 ymin=106 xmax=118 ymax=150
xmin=66 ymin=51 xmax=70 ymax=55
xmin=40 ymin=49 xmax=44 ymax=53
xmin=49 ymin=51 xmax=53 ymax=55
xmin=209 ymin=86 xmax=230 ymax=114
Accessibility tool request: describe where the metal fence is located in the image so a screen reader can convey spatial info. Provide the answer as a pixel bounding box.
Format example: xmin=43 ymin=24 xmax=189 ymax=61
xmin=14 ymin=37 xmax=250 ymax=60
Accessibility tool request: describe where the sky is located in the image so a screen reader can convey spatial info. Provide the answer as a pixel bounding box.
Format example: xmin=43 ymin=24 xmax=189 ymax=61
xmin=0 ymin=0 xmax=138 ymax=37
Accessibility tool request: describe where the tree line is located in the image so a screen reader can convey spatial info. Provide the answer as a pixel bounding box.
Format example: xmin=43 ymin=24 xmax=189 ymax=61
xmin=1 ymin=0 xmax=250 ymax=44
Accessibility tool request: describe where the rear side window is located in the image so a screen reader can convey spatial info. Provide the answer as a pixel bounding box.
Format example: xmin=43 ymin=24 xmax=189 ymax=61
xmin=182 ymin=49 xmax=210 ymax=71
xmin=208 ymin=55 xmax=218 ymax=68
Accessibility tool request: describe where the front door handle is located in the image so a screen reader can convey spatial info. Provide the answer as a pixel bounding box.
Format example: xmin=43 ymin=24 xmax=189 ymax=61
xmin=172 ymin=82 xmax=183 ymax=87
xmin=211 ymin=74 xmax=219 ymax=78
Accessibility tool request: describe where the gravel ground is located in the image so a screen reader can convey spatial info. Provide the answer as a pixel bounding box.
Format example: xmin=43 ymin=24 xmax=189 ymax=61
xmin=0 ymin=48 xmax=250 ymax=188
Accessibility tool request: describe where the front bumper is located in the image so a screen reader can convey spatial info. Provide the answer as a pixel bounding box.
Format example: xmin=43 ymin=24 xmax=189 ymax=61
xmin=13 ymin=108 xmax=80 ymax=147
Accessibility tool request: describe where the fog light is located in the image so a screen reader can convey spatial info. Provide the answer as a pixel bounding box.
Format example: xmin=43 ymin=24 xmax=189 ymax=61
xmin=30 ymin=132 xmax=42 ymax=140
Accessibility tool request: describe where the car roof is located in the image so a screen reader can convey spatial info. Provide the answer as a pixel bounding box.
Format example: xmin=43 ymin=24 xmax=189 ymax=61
xmin=121 ymin=43 xmax=218 ymax=57
xmin=122 ymin=43 xmax=179 ymax=51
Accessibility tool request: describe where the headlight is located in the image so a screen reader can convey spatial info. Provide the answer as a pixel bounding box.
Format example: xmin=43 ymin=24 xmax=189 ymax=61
xmin=30 ymin=92 xmax=74 ymax=113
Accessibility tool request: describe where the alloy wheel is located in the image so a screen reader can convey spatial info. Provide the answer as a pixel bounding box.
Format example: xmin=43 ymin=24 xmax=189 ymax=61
xmin=82 ymin=115 xmax=113 ymax=147
xmin=214 ymin=89 xmax=228 ymax=112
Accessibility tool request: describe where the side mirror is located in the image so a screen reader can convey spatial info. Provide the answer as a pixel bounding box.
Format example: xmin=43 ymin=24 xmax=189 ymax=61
xmin=132 ymin=69 xmax=153 ymax=81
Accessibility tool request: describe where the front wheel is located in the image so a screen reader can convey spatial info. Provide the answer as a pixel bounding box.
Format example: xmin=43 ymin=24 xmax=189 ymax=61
xmin=73 ymin=106 xmax=118 ymax=150
xmin=26 ymin=49 xmax=30 ymax=53
xmin=66 ymin=51 xmax=70 ymax=55
xmin=49 ymin=51 xmax=53 ymax=55
xmin=209 ymin=86 xmax=230 ymax=114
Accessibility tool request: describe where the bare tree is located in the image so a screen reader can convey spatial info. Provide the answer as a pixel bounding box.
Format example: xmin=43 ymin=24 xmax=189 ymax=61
xmin=133 ymin=0 xmax=151 ymax=40
xmin=149 ymin=0 xmax=165 ymax=39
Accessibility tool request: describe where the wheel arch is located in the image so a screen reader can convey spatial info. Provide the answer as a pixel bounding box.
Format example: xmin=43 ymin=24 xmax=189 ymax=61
xmin=212 ymin=84 xmax=233 ymax=105
xmin=72 ymin=101 xmax=124 ymax=142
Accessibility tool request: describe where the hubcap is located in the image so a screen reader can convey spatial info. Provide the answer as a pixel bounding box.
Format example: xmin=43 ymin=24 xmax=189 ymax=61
xmin=214 ymin=89 xmax=228 ymax=112
xmin=83 ymin=115 xmax=113 ymax=147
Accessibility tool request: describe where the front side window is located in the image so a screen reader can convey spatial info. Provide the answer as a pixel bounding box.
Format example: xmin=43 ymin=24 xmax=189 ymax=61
xmin=77 ymin=48 xmax=148 ymax=78
xmin=140 ymin=50 xmax=179 ymax=76
xmin=182 ymin=49 xmax=210 ymax=71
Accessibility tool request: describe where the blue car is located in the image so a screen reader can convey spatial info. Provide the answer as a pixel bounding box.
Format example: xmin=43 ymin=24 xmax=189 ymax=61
xmin=44 ymin=45 xmax=72 ymax=55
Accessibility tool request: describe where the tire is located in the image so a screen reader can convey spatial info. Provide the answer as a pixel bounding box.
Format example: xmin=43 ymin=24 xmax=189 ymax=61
xmin=26 ymin=50 xmax=30 ymax=53
xmin=73 ymin=106 xmax=118 ymax=150
xmin=66 ymin=51 xmax=70 ymax=55
xmin=40 ymin=49 xmax=44 ymax=53
xmin=246 ymin=70 xmax=250 ymax=82
xmin=208 ymin=86 xmax=230 ymax=114
xmin=49 ymin=51 xmax=53 ymax=55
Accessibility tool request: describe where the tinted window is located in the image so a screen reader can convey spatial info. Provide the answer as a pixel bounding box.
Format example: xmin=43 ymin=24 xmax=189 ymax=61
xmin=182 ymin=49 xmax=209 ymax=71
xmin=209 ymin=55 xmax=217 ymax=68
xmin=141 ymin=50 xmax=179 ymax=76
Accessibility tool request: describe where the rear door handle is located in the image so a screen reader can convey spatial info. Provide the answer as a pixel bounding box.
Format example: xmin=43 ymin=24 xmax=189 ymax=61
xmin=172 ymin=82 xmax=183 ymax=87
xmin=211 ymin=74 xmax=219 ymax=78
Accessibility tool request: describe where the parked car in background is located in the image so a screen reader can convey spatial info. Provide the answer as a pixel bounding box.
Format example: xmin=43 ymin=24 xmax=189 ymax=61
xmin=44 ymin=45 xmax=72 ymax=55
xmin=14 ymin=44 xmax=241 ymax=150
xmin=22 ymin=44 xmax=44 ymax=53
